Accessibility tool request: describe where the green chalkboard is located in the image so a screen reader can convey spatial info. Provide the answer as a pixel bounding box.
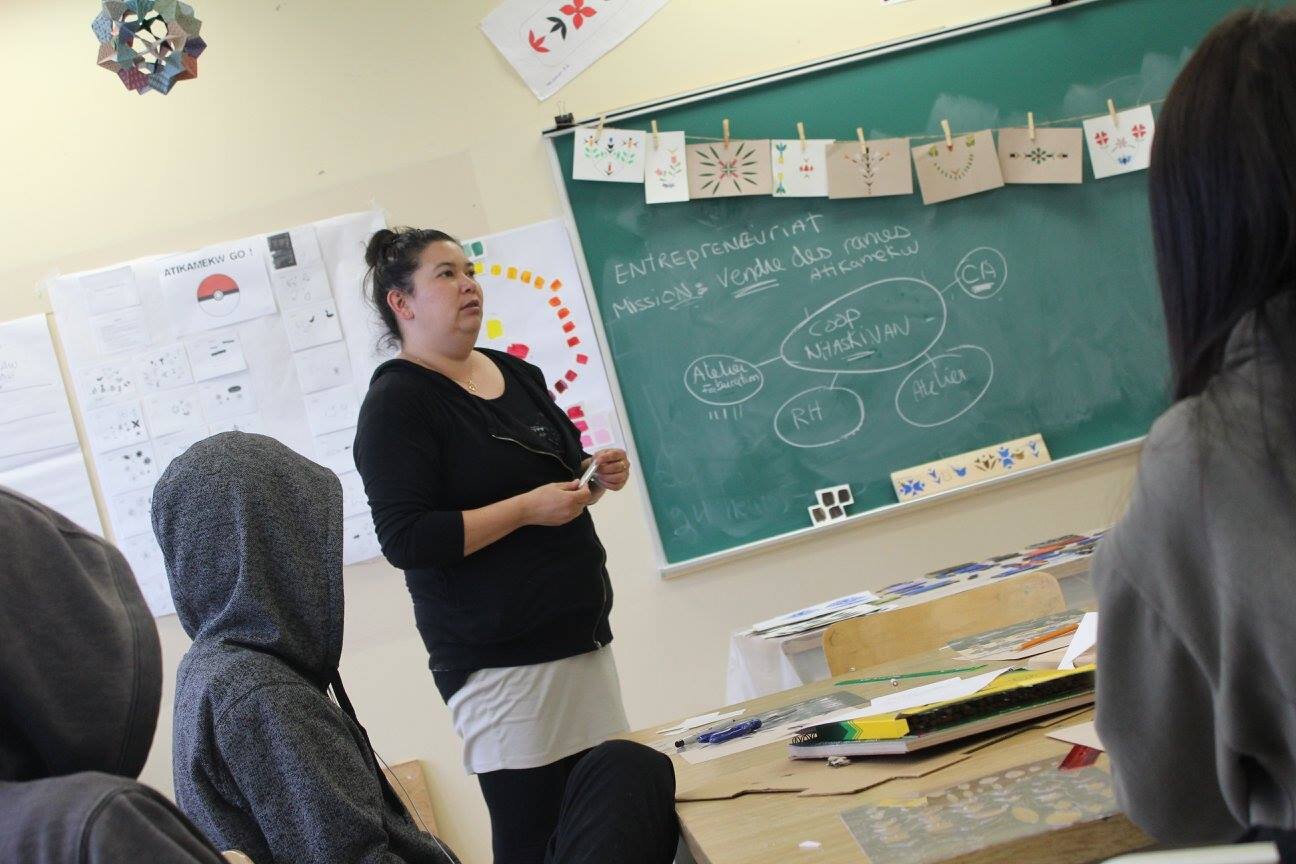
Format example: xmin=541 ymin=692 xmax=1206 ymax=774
xmin=554 ymin=0 xmax=1244 ymax=567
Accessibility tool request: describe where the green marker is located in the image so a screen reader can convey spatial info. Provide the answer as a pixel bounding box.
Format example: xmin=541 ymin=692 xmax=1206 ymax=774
xmin=834 ymin=664 xmax=988 ymax=687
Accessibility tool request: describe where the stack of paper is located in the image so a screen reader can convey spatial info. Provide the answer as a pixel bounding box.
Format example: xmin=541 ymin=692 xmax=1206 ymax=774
xmin=743 ymin=590 xmax=886 ymax=639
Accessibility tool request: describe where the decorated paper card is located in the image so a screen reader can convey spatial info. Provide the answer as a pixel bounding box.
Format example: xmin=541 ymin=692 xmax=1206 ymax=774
xmin=686 ymin=140 xmax=773 ymax=198
xmin=572 ymin=127 xmax=646 ymax=182
xmin=826 ymin=138 xmax=913 ymax=198
xmin=463 ymin=219 xmax=622 ymax=449
xmin=481 ymin=0 xmax=670 ymax=101
xmin=159 ymin=239 xmax=278 ymax=335
xmin=771 ymin=139 xmax=831 ymax=197
xmin=1083 ymin=105 xmax=1154 ymax=179
xmin=912 ymin=130 xmax=1005 ymax=205
xmin=997 ymin=128 xmax=1083 ymax=184
xmin=644 ymin=131 xmax=689 ymax=204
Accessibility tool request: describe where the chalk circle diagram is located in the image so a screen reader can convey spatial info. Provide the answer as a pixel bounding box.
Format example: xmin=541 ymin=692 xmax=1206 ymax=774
xmin=895 ymin=344 xmax=995 ymax=428
xmin=683 ymin=354 xmax=764 ymax=406
xmin=196 ymin=273 xmax=241 ymax=317
xmin=774 ymin=385 xmax=865 ymax=448
xmin=954 ymin=247 xmax=1007 ymax=299
xmin=679 ymin=248 xmax=1005 ymax=447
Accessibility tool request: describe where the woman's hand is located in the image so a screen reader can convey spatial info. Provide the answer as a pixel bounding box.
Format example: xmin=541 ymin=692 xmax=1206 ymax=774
xmin=591 ymin=448 xmax=631 ymax=492
xmin=521 ymin=481 xmax=595 ymax=526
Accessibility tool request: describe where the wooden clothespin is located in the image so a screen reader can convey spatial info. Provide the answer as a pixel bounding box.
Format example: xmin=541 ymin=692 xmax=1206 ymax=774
xmin=941 ymin=119 xmax=953 ymax=150
xmin=722 ymin=118 xmax=730 ymax=147
xmin=595 ymin=115 xmax=606 ymax=137
xmin=856 ymin=127 xmax=868 ymax=157
xmin=1107 ymin=99 xmax=1119 ymax=127
xmin=1028 ymin=111 xmax=1036 ymax=141
xmin=797 ymin=121 xmax=806 ymax=151
xmin=650 ymin=119 xmax=660 ymax=148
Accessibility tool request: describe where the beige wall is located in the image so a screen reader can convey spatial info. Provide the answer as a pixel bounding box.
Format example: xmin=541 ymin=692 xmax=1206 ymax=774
xmin=2 ymin=2 xmax=1139 ymax=862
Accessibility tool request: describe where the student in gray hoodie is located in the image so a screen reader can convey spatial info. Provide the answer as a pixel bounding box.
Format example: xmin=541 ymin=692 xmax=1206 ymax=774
xmin=0 ymin=486 xmax=227 ymax=864
xmin=158 ymin=432 xmax=677 ymax=864
xmin=1092 ymin=8 xmax=1296 ymax=858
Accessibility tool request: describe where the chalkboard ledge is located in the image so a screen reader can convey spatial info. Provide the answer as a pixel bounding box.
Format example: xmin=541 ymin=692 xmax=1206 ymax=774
xmin=657 ymin=436 xmax=1142 ymax=580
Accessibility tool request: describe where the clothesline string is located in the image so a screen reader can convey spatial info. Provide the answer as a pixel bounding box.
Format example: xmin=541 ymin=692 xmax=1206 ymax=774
xmin=676 ymin=99 xmax=1165 ymax=145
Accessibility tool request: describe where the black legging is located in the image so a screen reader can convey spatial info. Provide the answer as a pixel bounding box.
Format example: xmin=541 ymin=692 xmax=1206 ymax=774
xmin=476 ymin=740 xmax=678 ymax=864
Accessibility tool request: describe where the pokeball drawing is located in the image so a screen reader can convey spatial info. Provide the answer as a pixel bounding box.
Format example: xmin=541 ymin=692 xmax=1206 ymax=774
xmin=197 ymin=273 xmax=241 ymax=316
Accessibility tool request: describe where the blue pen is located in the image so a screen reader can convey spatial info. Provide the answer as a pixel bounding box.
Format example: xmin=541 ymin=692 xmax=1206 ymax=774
xmin=696 ymin=718 xmax=762 ymax=745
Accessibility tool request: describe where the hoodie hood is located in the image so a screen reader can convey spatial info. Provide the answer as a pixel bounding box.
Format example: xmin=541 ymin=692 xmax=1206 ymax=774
xmin=0 ymin=487 xmax=161 ymax=782
xmin=153 ymin=432 xmax=344 ymax=685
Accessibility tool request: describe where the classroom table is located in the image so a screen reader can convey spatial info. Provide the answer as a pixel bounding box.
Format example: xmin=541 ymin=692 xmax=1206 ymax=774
xmin=633 ymin=646 xmax=1152 ymax=864
xmin=725 ymin=554 xmax=1097 ymax=702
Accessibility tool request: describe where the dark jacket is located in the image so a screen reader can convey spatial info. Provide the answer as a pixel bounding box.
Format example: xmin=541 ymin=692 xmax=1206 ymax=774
xmin=159 ymin=433 xmax=460 ymax=864
xmin=0 ymin=486 xmax=225 ymax=864
xmin=353 ymin=349 xmax=613 ymax=677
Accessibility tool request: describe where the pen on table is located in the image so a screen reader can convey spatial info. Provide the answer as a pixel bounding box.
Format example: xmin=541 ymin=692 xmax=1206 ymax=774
xmin=1017 ymin=623 xmax=1079 ymax=651
xmin=676 ymin=718 xmax=762 ymax=748
xmin=833 ymin=664 xmax=987 ymax=687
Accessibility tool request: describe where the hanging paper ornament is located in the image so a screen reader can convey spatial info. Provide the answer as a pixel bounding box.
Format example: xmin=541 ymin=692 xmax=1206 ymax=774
xmin=91 ymin=1 xmax=206 ymax=95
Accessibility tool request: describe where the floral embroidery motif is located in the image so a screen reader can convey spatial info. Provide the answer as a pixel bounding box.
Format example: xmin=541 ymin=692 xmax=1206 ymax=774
xmin=529 ymin=0 xmax=600 ymax=53
xmin=561 ymin=0 xmax=597 ymax=28
xmin=696 ymin=142 xmax=763 ymax=195
xmin=653 ymin=148 xmax=683 ymax=188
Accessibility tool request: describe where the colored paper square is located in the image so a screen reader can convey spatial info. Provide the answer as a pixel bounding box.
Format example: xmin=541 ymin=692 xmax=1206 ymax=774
xmin=997 ymin=127 xmax=1083 ymax=184
xmin=770 ymin=139 xmax=831 ymax=197
xmin=686 ymin=140 xmax=774 ymax=198
xmin=911 ymin=130 xmax=1005 ymax=205
xmin=572 ymin=127 xmax=647 ymax=183
xmin=644 ymin=131 xmax=691 ymax=204
xmin=1083 ymin=105 xmax=1154 ymax=179
xmin=826 ymin=138 xmax=913 ymax=199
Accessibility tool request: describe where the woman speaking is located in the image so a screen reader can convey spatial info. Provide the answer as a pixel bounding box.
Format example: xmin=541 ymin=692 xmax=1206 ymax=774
xmin=353 ymin=227 xmax=635 ymax=864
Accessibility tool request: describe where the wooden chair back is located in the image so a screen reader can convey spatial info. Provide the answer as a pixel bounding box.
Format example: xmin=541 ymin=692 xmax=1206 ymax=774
xmin=823 ymin=571 xmax=1066 ymax=675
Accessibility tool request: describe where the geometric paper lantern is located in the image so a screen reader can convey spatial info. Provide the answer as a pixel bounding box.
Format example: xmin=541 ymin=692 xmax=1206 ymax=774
xmin=91 ymin=0 xmax=205 ymax=95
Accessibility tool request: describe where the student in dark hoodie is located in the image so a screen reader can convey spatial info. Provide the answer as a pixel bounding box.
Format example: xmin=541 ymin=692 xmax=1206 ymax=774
xmin=0 ymin=485 xmax=227 ymax=864
xmin=158 ymin=432 xmax=677 ymax=864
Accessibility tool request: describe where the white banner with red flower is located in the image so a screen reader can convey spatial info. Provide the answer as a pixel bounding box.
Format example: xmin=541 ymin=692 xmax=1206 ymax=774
xmin=481 ymin=0 xmax=670 ymax=100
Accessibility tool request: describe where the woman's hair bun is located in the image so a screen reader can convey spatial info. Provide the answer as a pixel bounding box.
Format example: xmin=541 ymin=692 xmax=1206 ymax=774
xmin=364 ymin=228 xmax=399 ymax=269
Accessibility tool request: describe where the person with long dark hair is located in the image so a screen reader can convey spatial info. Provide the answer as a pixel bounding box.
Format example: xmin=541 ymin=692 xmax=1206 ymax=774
xmin=1093 ymin=7 xmax=1296 ymax=854
xmin=352 ymin=228 xmax=660 ymax=864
